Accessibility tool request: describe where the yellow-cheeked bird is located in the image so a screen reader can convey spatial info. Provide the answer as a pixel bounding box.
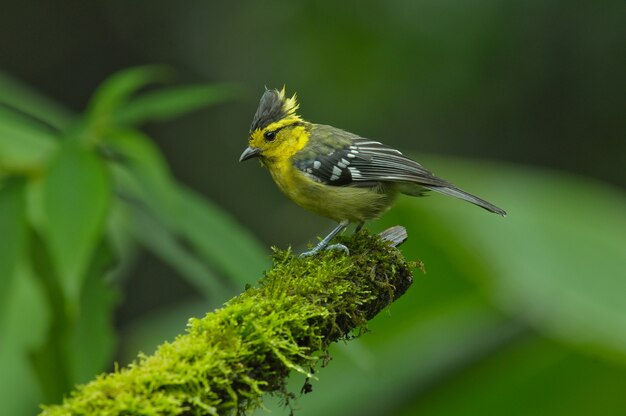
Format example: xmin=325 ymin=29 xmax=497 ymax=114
xmin=240 ymin=88 xmax=506 ymax=256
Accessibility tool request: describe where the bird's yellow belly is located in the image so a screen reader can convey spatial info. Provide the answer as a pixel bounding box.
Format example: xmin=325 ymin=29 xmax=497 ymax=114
xmin=268 ymin=163 xmax=396 ymax=222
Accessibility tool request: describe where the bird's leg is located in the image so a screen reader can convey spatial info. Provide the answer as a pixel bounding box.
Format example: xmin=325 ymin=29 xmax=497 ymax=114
xmin=322 ymin=222 xmax=365 ymax=255
xmin=300 ymin=220 xmax=350 ymax=257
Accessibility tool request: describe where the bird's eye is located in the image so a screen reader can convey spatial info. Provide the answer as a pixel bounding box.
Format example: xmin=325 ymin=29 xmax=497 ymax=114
xmin=264 ymin=131 xmax=276 ymax=141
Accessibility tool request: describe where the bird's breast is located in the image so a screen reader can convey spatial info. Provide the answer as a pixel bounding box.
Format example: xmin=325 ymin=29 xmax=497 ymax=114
xmin=267 ymin=161 xmax=397 ymax=222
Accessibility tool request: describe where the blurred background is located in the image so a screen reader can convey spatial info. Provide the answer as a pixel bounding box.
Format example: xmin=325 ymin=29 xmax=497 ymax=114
xmin=0 ymin=0 xmax=625 ymax=415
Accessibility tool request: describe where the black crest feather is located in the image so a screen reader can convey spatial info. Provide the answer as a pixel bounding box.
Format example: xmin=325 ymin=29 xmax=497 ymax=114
xmin=250 ymin=88 xmax=299 ymax=132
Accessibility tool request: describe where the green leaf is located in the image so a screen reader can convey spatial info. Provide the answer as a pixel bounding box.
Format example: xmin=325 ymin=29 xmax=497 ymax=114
xmin=114 ymin=83 xmax=242 ymax=126
xmin=87 ymin=65 xmax=171 ymax=122
xmin=104 ymin=192 xmax=138 ymax=280
xmin=29 ymin=332 xmax=72 ymax=404
xmin=25 ymin=176 xmax=46 ymax=232
xmin=42 ymin=142 xmax=111 ymax=303
xmin=0 ymin=178 xmax=27 ymax=321
xmin=130 ymin=207 xmax=229 ymax=299
xmin=176 ymin=186 xmax=269 ymax=286
xmin=106 ymin=129 xmax=178 ymax=223
xmin=396 ymin=156 xmax=626 ymax=358
xmin=28 ymin=232 xmax=118 ymax=399
xmin=0 ymin=106 xmax=58 ymax=173
xmin=0 ymin=261 xmax=49 ymax=414
xmin=106 ymin=133 xmax=230 ymax=296
xmin=28 ymin=230 xmax=74 ymax=403
xmin=107 ymin=130 xmax=268 ymax=287
xmin=68 ymin=240 xmax=118 ymax=383
xmin=0 ymin=70 xmax=75 ymax=131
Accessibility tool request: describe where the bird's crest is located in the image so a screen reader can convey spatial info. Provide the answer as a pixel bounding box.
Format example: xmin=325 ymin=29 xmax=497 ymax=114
xmin=250 ymin=87 xmax=300 ymax=132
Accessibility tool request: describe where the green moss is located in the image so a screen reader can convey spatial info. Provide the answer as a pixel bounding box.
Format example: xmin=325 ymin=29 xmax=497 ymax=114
xmin=40 ymin=230 xmax=414 ymax=415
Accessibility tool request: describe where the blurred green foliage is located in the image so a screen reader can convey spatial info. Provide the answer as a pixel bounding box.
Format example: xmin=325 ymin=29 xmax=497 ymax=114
xmin=0 ymin=0 xmax=625 ymax=414
xmin=0 ymin=67 xmax=268 ymax=414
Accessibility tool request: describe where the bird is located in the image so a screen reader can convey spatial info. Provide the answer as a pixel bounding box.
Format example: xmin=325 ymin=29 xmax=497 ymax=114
xmin=239 ymin=87 xmax=506 ymax=256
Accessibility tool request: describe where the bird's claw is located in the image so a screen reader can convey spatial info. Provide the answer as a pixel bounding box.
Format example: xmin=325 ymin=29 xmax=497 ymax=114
xmin=299 ymin=249 xmax=317 ymax=258
xmin=299 ymin=243 xmax=350 ymax=258
xmin=325 ymin=243 xmax=350 ymax=255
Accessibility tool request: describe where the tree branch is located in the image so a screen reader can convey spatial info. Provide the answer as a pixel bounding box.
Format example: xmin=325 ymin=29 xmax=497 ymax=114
xmin=40 ymin=227 xmax=415 ymax=415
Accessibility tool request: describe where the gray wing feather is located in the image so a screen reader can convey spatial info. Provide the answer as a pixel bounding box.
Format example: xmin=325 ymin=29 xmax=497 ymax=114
xmin=292 ymin=125 xmax=506 ymax=215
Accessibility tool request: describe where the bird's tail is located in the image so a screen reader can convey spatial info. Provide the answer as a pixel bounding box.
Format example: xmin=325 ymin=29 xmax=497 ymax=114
xmin=426 ymin=185 xmax=507 ymax=216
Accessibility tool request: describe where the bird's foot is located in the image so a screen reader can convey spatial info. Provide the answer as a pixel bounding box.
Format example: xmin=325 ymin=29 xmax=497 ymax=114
xmin=299 ymin=247 xmax=320 ymax=258
xmin=325 ymin=243 xmax=350 ymax=255
xmin=299 ymin=243 xmax=350 ymax=257
xmin=299 ymin=220 xmax=350 ymax=257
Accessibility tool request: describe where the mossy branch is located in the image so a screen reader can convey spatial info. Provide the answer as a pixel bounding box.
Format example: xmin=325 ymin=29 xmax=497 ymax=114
xmin=40 ymin=227 xmax=415 ymax=416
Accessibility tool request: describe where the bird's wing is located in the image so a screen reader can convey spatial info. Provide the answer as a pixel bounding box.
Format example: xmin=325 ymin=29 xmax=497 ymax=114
xmin=293 ymin=125 xmax=507 ymax=215
xmin=292 ymin=124 xmax=450 ymax=188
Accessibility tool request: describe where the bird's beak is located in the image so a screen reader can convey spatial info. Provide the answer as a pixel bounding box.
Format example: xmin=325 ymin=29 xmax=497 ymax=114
xmin=239 ymin=146 xmax=261 ymax=162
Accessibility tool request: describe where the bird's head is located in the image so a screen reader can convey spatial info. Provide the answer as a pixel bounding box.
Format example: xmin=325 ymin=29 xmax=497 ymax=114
xmin=239 ymin=87 xmax=308 ymax=163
